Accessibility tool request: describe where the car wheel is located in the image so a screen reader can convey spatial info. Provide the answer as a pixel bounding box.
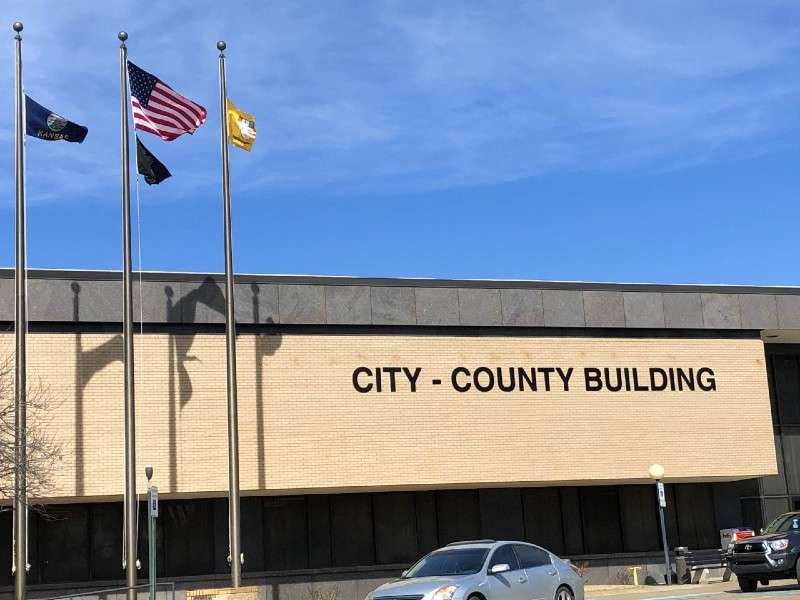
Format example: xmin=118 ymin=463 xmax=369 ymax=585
xmin=555 ymin=586 xmax=573 ymax=600
xmin=738 ymin=577 xmax=757 ymax=593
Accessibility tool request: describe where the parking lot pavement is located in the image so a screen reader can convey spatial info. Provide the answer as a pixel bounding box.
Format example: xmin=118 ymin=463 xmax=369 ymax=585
xmin=586 ymin=581 xmax=800 ymax=600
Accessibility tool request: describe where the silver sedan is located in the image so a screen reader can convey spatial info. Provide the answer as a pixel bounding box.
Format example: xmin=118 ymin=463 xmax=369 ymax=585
xmin=365 ymin=540 xmax=584 ymax=600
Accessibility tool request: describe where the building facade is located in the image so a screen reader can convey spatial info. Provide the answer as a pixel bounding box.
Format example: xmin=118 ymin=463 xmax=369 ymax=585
xmin=0 ymin=270 xmax=799 ymax=593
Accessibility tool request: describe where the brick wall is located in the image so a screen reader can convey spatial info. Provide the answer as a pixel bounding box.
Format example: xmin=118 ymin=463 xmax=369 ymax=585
xmin=4 ymin=333 xmax=776 ymax=501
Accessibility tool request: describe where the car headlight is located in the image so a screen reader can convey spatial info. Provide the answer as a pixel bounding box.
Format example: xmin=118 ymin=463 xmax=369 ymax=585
xmin=432 ymin=586 xmax=459 ymax=600
xmin=769 ymin=539 xmax=789 ymax=551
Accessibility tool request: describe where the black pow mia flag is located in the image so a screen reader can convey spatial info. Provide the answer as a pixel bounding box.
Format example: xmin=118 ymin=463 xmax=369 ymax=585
xmin=136 ymin=136 xmax=171 ymax=185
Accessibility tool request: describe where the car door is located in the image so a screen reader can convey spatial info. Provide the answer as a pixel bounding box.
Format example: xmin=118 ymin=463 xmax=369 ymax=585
xmin=513 ymin=544 xmax=558 ymax=600
xmin=485 ymin=544 xmax=531 ymax=600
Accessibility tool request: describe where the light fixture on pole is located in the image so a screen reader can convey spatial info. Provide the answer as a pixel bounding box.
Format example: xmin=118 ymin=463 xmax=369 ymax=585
xmin=649 ymin=463 xmax=671 ymax=585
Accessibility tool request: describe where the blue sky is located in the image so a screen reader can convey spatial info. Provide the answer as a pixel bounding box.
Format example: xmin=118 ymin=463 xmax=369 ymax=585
xmin=1 ymin=1 xmax=799 ymax=284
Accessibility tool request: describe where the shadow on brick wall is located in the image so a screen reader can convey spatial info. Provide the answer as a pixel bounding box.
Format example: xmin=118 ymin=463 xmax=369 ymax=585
xmin=72 ymin=281 xmax=122 ymax=496
xmin=71 ymin=277 xmax=282 ymax=496
xmin=252 ymin=283 xmax=282 ymax=489
xmin=164 ymin=278 xmax=282 ymax=492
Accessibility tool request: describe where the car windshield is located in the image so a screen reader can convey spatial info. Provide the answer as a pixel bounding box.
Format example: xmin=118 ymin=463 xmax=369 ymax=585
xmin=764 ymin=514 xmax=800 ymax=534
xmin=404 ymin=548 xmax=489 ymax=577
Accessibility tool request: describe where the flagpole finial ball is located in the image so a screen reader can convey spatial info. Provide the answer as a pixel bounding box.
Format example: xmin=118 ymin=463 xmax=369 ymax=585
xmin=118 ymin=31 xmax=128 ymax=42
xmin=12 ymin=22 xmax=23 ymax=33
xmin=217 ymin=41 xmax=226 ymax=51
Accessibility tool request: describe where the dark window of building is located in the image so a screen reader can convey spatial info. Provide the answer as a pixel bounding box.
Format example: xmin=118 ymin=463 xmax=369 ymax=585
xmin=437 ymin=490 xmax=480 ymax=545
xmin=479 ymin=489 xmax=524 ymax=540
xmin=663 ymin=485 xmax=680 ymax=547
xmin=264 ymin=496 xmax=308 ymax=570
xmin=522 ymin=488 xmax=564 ymax=555
xmin=772 ymin=355 xmax=800 ymax=425
xmin=674 ymin=484 xmax=718 ymax=549
xmin=374 ymin=493 xmax=417 ymax=564
xmin=559 ymin=488 xmax=584 ymax=555
xmin=741 ymin=498 xmax=764 ymax=533
xmin=27 ymin=511 xmax=39 ymax=584
xmin=240 ymin=497 xmax=265 ymax=573
xmin=580 ymin=487 xmax=623 ymax=554
xmin=762 ymin=497 xmax=791 ymax=526
xmin=38 ymin=505 xmax=90 ymax=583
xmin=308 ymin=495 xmax=332 ymax=568
xmin=489 ymin=544 xmax=519 ymax=571
xmin=0 ymin=481 xmax=768 ymax=582
xmin=162 ymin=500 xmax=214 ymax=576
xmin=760 ymin=434 xmax=789 ymax=496
xmin=514 ymin=544 xmax=550 ymax=568
xmin=781 ymin=430 xmax=800 ymax=495
xmin=331 ymin=494 xmax=374 ymax=567
xmin=0 ymin=511 xmax=10 ymax=586
xmin=619 ymin=486 xmax=658 ymax=552
xmin=712 ymin=482 xmax=746 ymax=530
xmin=415 ymin=492 xmax=439 ymax=555
xmin=89 ymin=503 xmax=123 ymax=580
xmin=211 ymin=499 xmax=230 ymax=575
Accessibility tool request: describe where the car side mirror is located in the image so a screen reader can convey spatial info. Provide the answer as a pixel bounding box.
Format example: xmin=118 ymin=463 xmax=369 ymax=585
xmin=760 ymin=528 xmax=765 ymax=535
xmin=401 ymin=570 xmax=409 ymax=579
xmin=490 ymin=564 xmax=511 ymax=575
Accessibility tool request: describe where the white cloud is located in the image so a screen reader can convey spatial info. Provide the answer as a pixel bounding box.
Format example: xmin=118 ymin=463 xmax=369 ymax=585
xmin=1 ymin=0 xmax=799 ymax=204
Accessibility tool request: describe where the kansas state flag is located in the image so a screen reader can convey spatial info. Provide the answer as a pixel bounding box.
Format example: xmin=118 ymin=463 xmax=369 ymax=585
xmin=25 ymin=96 xmax=88 ymax=143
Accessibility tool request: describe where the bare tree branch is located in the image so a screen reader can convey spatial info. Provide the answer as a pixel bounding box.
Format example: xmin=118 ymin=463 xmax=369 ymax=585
xmin=0 ymin=355 xmax=64 ymax=510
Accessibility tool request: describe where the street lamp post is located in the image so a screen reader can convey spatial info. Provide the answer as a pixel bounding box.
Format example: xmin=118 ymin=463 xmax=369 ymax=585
xmin=145 ymin=467 xmax=158 ymax=600
xmin=649 ymin=464 xmax=671 ymax=585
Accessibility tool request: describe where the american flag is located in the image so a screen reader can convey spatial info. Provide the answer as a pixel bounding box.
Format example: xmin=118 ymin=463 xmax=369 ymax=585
xmin=127 ymin=61 xmax=207 ymax=141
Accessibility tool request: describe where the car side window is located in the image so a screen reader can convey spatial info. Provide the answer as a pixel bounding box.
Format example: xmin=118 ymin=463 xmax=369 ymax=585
xmin=489 ymin=544 xmax=520 ymax=572
xmin=514 ymin=544 xmax=551 ymax=568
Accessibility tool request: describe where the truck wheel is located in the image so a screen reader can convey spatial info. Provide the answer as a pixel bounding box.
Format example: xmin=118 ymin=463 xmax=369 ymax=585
xmin=738 ymin=577 xmax=757 ymax=592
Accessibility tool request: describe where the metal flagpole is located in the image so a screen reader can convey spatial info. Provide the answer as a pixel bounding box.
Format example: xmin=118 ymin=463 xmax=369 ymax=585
xmin=217 ymin=40 xmax=243 ymax=588
xmin=12 ymin=20 xmax=28 ymax=600
xmin=118 ymin=30 xmax=139 ymax=600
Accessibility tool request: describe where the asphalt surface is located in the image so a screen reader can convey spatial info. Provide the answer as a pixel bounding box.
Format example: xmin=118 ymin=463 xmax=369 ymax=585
xmin=587 ymin=581 xmax=800 ymax=600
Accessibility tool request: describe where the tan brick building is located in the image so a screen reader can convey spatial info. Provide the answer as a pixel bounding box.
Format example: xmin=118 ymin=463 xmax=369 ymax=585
xmin=1 ymin=270 xmax=798 ymax=592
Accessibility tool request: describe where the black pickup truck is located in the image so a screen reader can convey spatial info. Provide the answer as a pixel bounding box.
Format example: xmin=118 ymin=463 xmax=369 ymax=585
xmin=728 ymin=512 xmax=800 ymax=591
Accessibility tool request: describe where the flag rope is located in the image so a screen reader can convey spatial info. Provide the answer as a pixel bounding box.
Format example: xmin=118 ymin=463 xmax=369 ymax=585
xmin=21 ymin=66 xmax=29 ymax=576
xmin=134 ymin=168 xmax=143 ymax=560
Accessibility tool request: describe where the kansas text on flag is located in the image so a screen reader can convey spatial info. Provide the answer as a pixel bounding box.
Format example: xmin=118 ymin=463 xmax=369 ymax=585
xmin=128 ymin=61 xmax=207 ymax=141
xmin=25 ymin=96 xmax=88 ymax=143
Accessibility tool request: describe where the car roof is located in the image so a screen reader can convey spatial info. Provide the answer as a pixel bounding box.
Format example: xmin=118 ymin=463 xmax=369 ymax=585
xmin=445 ymin=539 xmax=497 ymax=547
xmin=440 ymin=540 xmax=543 ymax=551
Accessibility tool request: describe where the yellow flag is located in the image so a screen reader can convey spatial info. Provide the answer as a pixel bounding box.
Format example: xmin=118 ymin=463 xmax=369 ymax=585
xmin=226 ymin=99 xmax=256 ymax=151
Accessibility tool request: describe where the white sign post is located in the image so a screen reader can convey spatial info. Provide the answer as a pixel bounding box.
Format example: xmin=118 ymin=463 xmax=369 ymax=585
xmin=657 ymin=481 xmax=666 ymax=508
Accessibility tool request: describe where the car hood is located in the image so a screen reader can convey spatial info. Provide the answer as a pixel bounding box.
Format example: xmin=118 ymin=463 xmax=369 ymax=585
xmin=736 ymin=533 xmax=790 ymax=544
xmin=373 ymin=576 xmax=465 ymax=598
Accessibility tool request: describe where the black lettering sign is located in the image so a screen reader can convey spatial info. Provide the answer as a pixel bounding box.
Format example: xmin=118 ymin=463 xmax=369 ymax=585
xmin=352 ymin=365 xmax=718 ymax=394
xmin=353 ymin=367 xmax=372 ymax=393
